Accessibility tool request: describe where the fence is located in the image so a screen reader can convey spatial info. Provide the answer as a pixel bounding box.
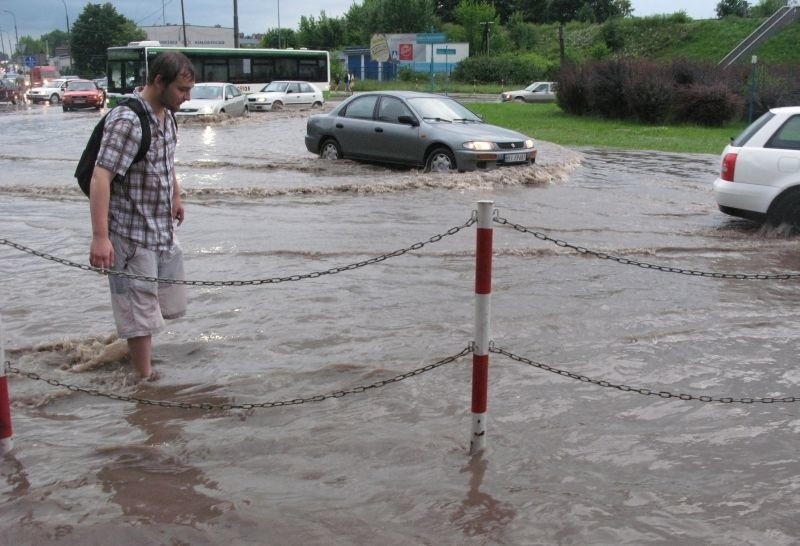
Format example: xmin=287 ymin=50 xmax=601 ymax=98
xmin=2 ymin=201 xmax=799 ymax=457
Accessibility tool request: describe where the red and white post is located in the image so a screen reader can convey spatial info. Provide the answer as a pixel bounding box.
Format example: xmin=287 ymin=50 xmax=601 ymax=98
xmin=0 ymin=313 xmax=12 ymax=454
xmin=470 ymin=200 xmax=493 ymax=455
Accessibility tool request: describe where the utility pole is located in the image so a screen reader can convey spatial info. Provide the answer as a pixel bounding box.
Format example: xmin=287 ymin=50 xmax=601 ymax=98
xmin=277 ymin=0 xmax=282 ymax=49
xmin=180 ymin=0 xmax=188 ymax=46
xmin=233 ymin=0 xmax=239 ymax=48
xmin=479 ymin=21 xmax=494 ymax=55
xmin=60 ymin=0 xmax=71 ymax=69
xmin=3 ymin=10 xmax=18 ymax=64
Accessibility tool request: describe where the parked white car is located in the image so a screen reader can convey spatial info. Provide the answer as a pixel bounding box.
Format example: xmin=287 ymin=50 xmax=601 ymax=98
xmin=713 ymin=106 xmax=800 ymax=230
xmin=247 ymin=81 xmax=324 ymax=112
xmin=26 ymin=78 xmax=70 ymax=104
xmin=177 ymin=82 xmax=247 ymax=117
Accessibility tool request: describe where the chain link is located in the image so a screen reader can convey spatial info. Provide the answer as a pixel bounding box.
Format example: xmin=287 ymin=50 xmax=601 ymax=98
xmin=2 ymin=346 xmax=471 ymax=410
xmin=0 ymin=216 xmax=475 ymax=286
xmin=490 ymin=345 xmax=800 ymax=404
xmin=494 ymin=216 xmax=800 ymax=280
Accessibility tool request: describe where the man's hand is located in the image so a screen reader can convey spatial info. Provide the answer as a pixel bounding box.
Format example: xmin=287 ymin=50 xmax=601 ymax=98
xmin=173 ymin=197 xmax=185 ymax=226
xmin=90 ymin=236 xmax=115 ymax=269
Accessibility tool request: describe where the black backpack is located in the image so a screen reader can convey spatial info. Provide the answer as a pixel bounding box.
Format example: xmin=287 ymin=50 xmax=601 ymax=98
xmin=74 ymin=98 xmax=151 ymax=197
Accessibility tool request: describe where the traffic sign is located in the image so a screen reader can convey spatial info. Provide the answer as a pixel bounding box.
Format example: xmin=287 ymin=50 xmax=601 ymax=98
xmin=436 ymin=48 xmax=456 ymax=55
xmin=416 ymin=32 xmax=446 ymax=44
xmin=24 ymin=56 xmax=36 ymax=68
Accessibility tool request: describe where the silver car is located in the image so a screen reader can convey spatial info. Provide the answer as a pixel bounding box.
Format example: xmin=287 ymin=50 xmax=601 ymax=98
xmin=500 ymin=81 xmax=557 ymax=103
xmin=177 ymin=82 xmax=248 ymax=117
xmin=305 ymin=91 xmax=537 ymax=172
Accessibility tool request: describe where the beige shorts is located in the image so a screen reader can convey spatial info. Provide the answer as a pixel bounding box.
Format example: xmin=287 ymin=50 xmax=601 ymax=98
xmin=109 ymin=233 xmax=187 ymax=339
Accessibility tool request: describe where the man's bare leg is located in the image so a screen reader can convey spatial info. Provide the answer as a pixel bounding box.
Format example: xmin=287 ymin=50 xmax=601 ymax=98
xmin=127 ymin=335 xmax=153 ymax=378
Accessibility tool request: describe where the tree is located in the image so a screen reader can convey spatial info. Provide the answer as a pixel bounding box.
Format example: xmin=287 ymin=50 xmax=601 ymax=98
xmin=716 ymin=0 xmax=750 ymax=18
xmin=750 ymin=0 xmax=785 ymax=17
xmin=454 ymin=0 xmax=498 ymax=54
xmin=547 ymin=0 xmax=584 ymax=60
xmin=71 ymin=3 xmax=145 ymax=76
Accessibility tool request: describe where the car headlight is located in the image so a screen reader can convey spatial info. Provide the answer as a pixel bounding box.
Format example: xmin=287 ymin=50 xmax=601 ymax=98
xmin=524 ymin=139 xmax=534 ymax=148
xmin=256 ymin=97 xmax=267 ymax=102
xmin=463 ymin=141 xmax=498 ymax=151
xmin=198 ymin=106 xmax=215 ymax=115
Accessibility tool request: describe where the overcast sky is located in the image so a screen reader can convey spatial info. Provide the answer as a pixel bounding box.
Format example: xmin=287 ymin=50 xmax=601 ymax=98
xmin=1 ymin=1 xmax=724 ymax=48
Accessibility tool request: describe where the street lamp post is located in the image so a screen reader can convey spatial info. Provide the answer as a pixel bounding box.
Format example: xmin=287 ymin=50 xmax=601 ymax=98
xmin=59 ymin=0 xmax=71 ymax=68
xmin=3 ymin=10 xmax=18 ymax=64
xmin=277 ymin=0 xmax=282 ymax=49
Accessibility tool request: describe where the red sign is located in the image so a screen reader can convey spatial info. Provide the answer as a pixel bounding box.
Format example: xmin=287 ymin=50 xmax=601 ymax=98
xmin=399 ymin=43 xmax=414 ymax=61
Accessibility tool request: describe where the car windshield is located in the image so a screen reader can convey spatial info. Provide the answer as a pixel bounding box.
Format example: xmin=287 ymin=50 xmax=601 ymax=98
xmin=406 ymin=97 xmax=482 ymax=123
xmin=68 ymin=82 xmax=95 ymax=91
xmin=192 ymin=86 xmax=223 ymax=100
xmin=260 ymin=82 xmax=289 ymax=93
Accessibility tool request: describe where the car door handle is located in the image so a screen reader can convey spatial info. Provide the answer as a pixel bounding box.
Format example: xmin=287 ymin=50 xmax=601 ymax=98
xmin=375 ymin=127 xmax=383 ymax=133
xmin=336 ymin=123 xmax=344 ymax=129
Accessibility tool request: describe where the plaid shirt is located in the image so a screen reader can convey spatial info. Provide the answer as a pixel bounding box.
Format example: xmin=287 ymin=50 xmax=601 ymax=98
xmin=96 ymin=90 xmax=177 ymax=250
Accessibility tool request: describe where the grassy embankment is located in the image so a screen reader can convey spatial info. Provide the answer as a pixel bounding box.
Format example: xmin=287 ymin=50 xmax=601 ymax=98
xmin=349 ymin=16 xmax=799 ymax=154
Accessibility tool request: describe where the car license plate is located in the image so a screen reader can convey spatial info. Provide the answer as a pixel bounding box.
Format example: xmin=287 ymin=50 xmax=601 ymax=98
xmin=75 ymin=99 xmax=85 ymax=103
xmin=505 ymin=152 xmax=527 ymax=163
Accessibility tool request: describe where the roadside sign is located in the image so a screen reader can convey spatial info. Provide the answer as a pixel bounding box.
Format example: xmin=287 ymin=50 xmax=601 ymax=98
xmin=436 ymin=48 xmax=456 ymax=55
xmin=416 ymin=32 xmax=446 ymax=44
xmin=24 ymin=56 xmax=36 ymax=68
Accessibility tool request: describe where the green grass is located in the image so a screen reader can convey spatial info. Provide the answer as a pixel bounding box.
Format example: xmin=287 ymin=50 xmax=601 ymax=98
xmin=465 ymin=102 xmax=747 ymax=155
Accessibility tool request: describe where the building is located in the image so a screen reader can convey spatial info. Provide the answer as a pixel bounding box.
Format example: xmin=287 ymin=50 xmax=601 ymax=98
xmin=142 ymin=25 xmax=234 ymax=48
xmin=343 ymin=33 xmax=469 ymax=81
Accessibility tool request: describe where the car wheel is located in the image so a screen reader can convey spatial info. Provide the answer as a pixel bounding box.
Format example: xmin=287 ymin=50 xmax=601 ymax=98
xmin=319 ymin=139 xmax=342 ymax=160
xmin=426 ymin=147 xmax=456 ymax=173
xmin=312 ymin=101 xmax=322 ymax=108
xmin=514 ymin=97 xmax=525 ymax=102
xmin=62 ymin=105 xmax=68 ymax=112
xmin=50 ymin=94 xmax=60 ymax=104
xmin=766 ymin=187 xmax=800 ymax=233
xmin=271 ymin=101 xmax=283 ymax=111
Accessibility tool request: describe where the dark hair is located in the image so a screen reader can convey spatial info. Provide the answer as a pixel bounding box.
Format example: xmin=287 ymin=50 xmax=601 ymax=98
xmin=147 ymin=51 xmax=195 ymax=86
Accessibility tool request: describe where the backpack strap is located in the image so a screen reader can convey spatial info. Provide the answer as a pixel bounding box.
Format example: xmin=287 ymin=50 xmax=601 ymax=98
xmin=117 ymin=97 xmax=151 ymax=164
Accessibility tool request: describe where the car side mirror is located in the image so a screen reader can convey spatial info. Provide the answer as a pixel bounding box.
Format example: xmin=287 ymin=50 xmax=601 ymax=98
xmin=398 ymin=115 xmax=419 ymax=127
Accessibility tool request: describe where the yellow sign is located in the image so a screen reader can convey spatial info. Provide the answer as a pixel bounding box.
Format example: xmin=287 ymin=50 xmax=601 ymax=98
xmin=370 ymin=34 xmax=390 ymax=63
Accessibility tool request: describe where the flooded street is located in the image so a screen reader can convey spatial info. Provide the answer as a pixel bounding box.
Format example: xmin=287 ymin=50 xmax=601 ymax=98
xmin=1 ymin=102 xmax=799 ymax=544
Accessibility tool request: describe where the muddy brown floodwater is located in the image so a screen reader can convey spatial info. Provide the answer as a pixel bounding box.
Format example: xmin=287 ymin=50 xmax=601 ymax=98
xmin=1 ymin=101 xmax=799 ymax=544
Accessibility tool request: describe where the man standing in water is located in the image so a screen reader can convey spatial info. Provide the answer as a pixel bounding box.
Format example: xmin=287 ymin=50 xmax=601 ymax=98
xmin=88 ymin=52 xmax=195 ymax=379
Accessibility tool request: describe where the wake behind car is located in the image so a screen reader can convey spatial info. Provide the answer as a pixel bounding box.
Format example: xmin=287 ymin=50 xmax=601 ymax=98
xmin=27 ymin=78 xmax=70 ymax=104
xmin=177 ymin=82 xmax=247 ymax=117
xmin=305 ymin=91 xmax=536 ymax=172
xmin=247 ymin=81 xmax=324 ymax=112
xmin=713 ymin=106 xmax=800 ymax=230
xmin=500 ymin=81 xmax=557 ymax=103
xmin=62 ymin=79 xmax=106 ymax=111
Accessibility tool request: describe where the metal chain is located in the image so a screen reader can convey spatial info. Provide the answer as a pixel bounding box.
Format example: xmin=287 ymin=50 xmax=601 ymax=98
xmin=0 ymin=216 xmax=476 ymax=286
xmin=490 ymin=345 xmax=800 ymax=404
xmin=494 ymin=216 xmax=800 ymax=280
xmin=2 ymin=346 xmax=472 ymax=410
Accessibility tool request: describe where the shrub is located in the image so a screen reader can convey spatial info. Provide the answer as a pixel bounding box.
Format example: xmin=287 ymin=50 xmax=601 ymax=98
xmin=555 ymin=62 xmax=591 ymax=116
xmin=624 ymin=60 xmax=674 ymax=124
xmin=587 ymin=58 xmax=630 ymax=119
xmin=674 ymin=83 xmax=744 ymax=126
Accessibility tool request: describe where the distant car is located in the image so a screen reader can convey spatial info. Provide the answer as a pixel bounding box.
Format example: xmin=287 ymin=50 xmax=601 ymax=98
xmin=305 ymin=91 xmax=537 ymax=172
xmin=713 ymin=106 xmax=800 ymax=230
xmin=26 ymin=78 xmax=70 ymax=104
xmin=177 ymin=82 xmax=247 ymax=117
xmin=62 ymin=79 xmax=106 ymax=111
xmin=93 ymin=77 xmax=108 ymax=101
xmin=500 ymin=81 xmax=557 ymax=103
xmin=247 ymin=80 xmax=325 ymax=112
xmin=0 ymin=78 xmax=22 ymax=104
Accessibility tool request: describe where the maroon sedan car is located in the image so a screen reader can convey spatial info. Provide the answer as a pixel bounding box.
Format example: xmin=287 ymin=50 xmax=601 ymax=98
xmin=0 ymin=78 xmax=22 ymax=104
xmin=62 ymin=79 xmax=106 ymax=111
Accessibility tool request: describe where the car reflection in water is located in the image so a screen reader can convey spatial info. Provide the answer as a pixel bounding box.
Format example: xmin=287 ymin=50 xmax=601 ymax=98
xmin=305 ymin=91 xmax=537 ymax=172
